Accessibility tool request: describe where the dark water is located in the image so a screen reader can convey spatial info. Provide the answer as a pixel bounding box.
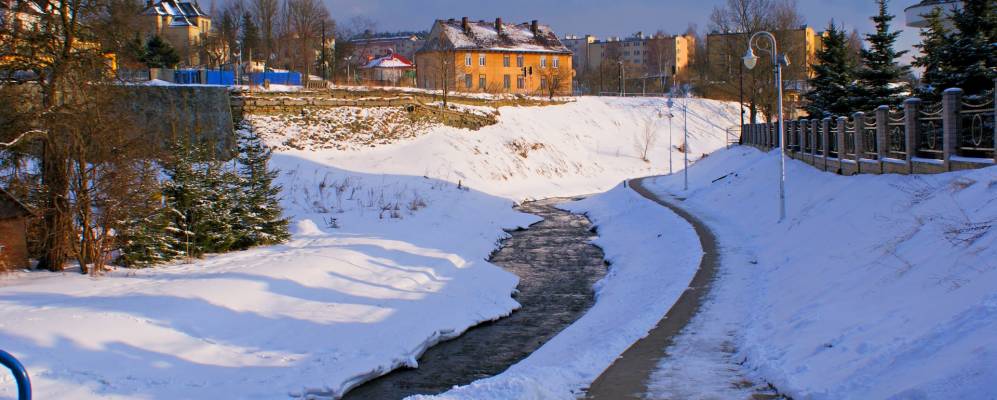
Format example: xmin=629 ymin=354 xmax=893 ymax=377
xmin=343 ymin=198 xmax=607 ymax=399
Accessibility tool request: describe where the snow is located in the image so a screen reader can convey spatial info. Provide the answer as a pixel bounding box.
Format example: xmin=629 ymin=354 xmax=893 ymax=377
xmin=0 ymin=96 xmax=741 ymax=399
xmin=411 ymin=184 xmax=702 ymax=399
xmin=641 ymin=147 xmax=997 ymax=399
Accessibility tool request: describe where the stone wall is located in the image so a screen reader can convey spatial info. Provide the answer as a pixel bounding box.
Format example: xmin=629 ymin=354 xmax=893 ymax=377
xmin=117 ymin=85 xmax=236 ymax=157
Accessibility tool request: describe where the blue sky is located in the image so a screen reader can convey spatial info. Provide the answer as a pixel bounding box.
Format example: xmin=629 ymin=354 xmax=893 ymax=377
xmin=325 ymin=0 xmax=922 ymax=63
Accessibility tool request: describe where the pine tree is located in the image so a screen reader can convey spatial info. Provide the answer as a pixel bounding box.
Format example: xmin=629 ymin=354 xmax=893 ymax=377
xmin=852 ymin=0 xmax=912 ymax=110
xmin=805 ymin=21 xmax=857 ymax=118
xmin=915 ymin=0 xmax=997 ymax=99
xmin=241 ymin=12 xmax=261 ymax=61
xmin=117 ymin=161 xmax=183 ymax=267
xmin=912 ymin=8 xmax=952 ymax=101
xmin=141 ymin=35 xmax=181 ymax=68
xmin=233 ymin=128 xmax=290 ymax=249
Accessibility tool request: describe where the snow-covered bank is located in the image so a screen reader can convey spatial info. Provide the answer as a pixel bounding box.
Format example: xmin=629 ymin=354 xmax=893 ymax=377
xmin=0 ymin=96 xmax=740 ymax=399
xmin=254 ymin=96 xmax=741 ymax=200
xmin=643 ymin=148 xmax=997 ymax=399
xmin=411 ymin=185 xmax=702 ymax=399
xmin=0 ymin=161 xmax=535 ymax=399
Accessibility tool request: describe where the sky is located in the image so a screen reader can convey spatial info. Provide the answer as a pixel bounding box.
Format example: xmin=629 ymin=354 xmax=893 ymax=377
xmin=324 ymin=0 xmax=922 ymax=63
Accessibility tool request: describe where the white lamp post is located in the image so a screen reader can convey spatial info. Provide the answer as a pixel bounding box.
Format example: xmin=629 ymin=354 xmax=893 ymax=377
xmin=665 ymin=97 xmax=675 ymax=175
xmin=743 ymin=31 xmax=789 ymax=222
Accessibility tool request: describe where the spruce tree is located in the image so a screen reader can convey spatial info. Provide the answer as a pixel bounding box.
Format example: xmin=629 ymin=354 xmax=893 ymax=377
xmin=853 ymin=0 xmax=911 ymax=110
xmin=117 ymin=161 xmax=184 ymax=267
xmin=912 ymin=9 xmax=952 ymax=101
xmin=805 ymin=21 xmax=857 ymax=118
xmin=141 ymin=35 xmax=181 ymax=69
xmin=241 ymin=12 xmax=261 ymax=61
xmin=233 ymin=129 xmax=290 ymax=249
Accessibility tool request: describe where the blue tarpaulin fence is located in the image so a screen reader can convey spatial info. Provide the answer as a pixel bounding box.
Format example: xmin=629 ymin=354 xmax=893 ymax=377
xmin=173 ymin=70 xmax=235 ymax=86
xmin=251 ymin=71 xmax=302 ymax=86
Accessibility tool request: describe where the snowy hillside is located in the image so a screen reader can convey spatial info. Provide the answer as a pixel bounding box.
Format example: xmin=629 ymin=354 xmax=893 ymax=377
xmin=253 ymin=97 xmax=741 ymax=200
xmin=0 ymin=97 xmax=740 ymax=399
xmin=640 ymin=148 xmax=997 ymax=398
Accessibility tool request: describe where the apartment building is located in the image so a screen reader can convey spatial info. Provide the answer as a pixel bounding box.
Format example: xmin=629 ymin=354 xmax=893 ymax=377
xmin=563 ymin=32 xmax=694 ymax=80
xmin=416 ymin=17 xmax=573 ymax=95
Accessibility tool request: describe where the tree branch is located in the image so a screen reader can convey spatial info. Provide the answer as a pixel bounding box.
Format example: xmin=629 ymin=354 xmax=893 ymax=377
xmin=0 ymin=129 xmax=48 ymax=148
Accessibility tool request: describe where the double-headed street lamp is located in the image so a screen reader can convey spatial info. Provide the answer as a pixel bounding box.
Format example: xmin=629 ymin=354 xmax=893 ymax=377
xmin=743 ymin=31 xmax=789 ymax=222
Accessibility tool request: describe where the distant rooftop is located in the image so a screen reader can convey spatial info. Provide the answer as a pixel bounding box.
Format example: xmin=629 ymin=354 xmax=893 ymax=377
xmin=423 ymin=18 xmax=571 ymax=54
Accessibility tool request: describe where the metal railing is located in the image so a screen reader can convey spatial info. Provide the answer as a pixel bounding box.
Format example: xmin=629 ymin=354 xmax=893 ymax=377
xmin=888 ymin=110 xmax=907 ymax=160
xmin=1 ymin=349 xmax=31 ymax=400
xmin=959 ymin=92 xmax=996 ymax=158
xmin=918 ymin=103 xmax=944 ymax=159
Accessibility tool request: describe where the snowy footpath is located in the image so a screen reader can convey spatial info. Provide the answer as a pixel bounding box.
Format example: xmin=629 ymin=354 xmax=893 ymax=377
xmin=642 ymin=147 xmax=997 ymax=399
xmin=0 ymin=97 xmax=740 ymax=399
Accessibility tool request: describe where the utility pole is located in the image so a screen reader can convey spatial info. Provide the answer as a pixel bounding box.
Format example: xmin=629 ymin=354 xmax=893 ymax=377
xmin=321 ymin=21 xmax=327 ymax=81
xmin=618 ymin=60 xmax=624 ymax=96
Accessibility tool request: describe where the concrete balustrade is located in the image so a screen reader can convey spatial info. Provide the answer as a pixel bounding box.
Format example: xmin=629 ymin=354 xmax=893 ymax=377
xmin=739 ymin=86 xmax=995 ymax=175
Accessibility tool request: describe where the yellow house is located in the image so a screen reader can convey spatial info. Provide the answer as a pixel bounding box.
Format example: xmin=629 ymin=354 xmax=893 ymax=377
xmin=140 ymin=0 xmax=212 ymax=67
xmin=416 ymin=17 xmax=574 ymax=96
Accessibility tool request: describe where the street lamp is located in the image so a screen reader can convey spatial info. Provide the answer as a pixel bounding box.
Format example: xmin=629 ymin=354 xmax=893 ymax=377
xmin=665 ymin=97 xmax=675 ymax=175
xmin=743 ymin=31 xmax=789 ymax=222
xmin=618 ymin=60 xmax=624 ymax=96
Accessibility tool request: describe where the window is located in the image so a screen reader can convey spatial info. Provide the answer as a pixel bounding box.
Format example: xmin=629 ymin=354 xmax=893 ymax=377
xmin=503 ymin=54 xmax=511 ymax=67
xmin=540 ymin=77 xmax=548 ymax=90
xmin=465 ymin=53 xmax=472 ymax=66
xmin=516 ymin=54 xmax=524 ymax=67
xmin=479 ymin=74 xmax=486 ymax=89
xmin=479 ymin=53 xmax=486 ymax=66
xmin=540 ymin=56 xmax=547 ymax=68
xmin=465 ymin=74 xmax=473 ymax=88
xmin=553 ymin=56 xmax=560 ymax=69
xmin=503 ymin=74 xmax=511 ymax=89
xmin=517 ymin=75 xmax=525 ymax=89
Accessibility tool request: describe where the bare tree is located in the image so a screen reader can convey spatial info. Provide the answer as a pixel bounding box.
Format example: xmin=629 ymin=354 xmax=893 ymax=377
xmin=635 ymin=118 xmax=658 ymax=162
xmin=286 ymin=0 xmax=328 ymax=85
xmin=253 ymin=0 xmax=279 ymax=67
xmin=538 ymin=63 xmax=573 ymax=99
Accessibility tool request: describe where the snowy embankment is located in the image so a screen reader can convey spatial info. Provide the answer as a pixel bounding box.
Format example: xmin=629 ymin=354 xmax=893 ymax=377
xmin=641 ymin=148 xmax=997 ymax=399
xmin=0 ymin=97 xmax=739 ymax=399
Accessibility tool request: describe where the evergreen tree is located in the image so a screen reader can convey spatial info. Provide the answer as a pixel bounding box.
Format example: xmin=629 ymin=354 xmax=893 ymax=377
xmin=805 ymin=21 xmax=857 ymax=118
xmin=233 ymin=129 xmax=290 ymax=249
xmin=240 ymin=12 xmax=261 ymax=61
xmin=117 ymin=161 xmax=183 ymax=267
xmin=914 ymin=0 xmax=996 ymax=99
xmin=140 ymin=35 xmax=181 ymax=68
xmin=852 ymin=0 xmax=911 ymax=110
xmin=912 ymin=9 xmax=952 ymax=101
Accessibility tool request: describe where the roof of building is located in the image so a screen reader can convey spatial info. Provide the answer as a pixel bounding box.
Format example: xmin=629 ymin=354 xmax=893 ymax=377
xmin=351 ymin=35 xmax=423 ymax=45
xmin=0 ymin=188 xmax=33 ymax=220
xmin=422 ymin=18 xmax=571 ymax=54
xmin=362 ymin=53 xmax=415 ymax=69
xmin=142 ymin=0 xmax=208 ymax=26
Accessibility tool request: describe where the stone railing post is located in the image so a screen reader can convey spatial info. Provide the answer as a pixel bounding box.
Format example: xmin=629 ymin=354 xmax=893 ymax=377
xmin=876 ymin=105 xmax=889 ymax=161
xmin=837 ymin=116 xmax=847 ymax=160
xmin=904 ymin=98 xmax=920 ymax=172
xmin=942 ymin=88 xmax=963 ymax=167
xmin=822 ymin=117 xmax=831 ymax=162
xmin=853 ymin=112 xmax=866 ymax=162
xmin=811 ymin=119 xmax=820 ymax=156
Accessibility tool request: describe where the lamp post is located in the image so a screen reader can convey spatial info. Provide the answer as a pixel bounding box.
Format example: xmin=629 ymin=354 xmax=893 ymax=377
xmin=345 ymin=56 xmax=353 ymax=85
xmin=618 ymin=60 xmax=624 ymax=96
xmin=665 ymin=97 xmax=675 ymax=175
xmin=743 ymin=31 xmax=789 ymax=222
xmin=682 ymin=90 xmax=688 ymax=191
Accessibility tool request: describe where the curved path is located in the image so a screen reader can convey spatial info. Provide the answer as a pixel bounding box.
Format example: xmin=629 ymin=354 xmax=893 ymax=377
xmin=585 ymin=177 xmax=721 ymax=399
xmin=343 ymin=198 xmax=607 ymax=399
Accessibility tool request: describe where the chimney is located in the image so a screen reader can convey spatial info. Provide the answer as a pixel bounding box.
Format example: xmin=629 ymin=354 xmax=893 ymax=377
xmin=531 ymin=20 xmax=539 ymax=35
xmin=495 ymin=18 xmax=503 ymax=35
xmin=461 ymin=17 xmax=469 ymax=33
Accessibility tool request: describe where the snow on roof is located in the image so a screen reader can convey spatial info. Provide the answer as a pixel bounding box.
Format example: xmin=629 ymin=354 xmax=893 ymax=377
xmin=351 ymin=35 xmax=422 ymax=45
xmin=362 ymin=53 xmax=415 ymax=69
xmin=143 ymin=0 xmax=207 ymax=19
xmin=423 ymin=19 xmax=571 ymax=54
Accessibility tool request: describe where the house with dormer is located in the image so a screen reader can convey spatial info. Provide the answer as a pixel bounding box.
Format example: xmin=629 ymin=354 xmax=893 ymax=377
xmin=140 ymin=0 xmax=211 ymax=66
xmin=415 ymin=17 xmax=573 ymax=95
